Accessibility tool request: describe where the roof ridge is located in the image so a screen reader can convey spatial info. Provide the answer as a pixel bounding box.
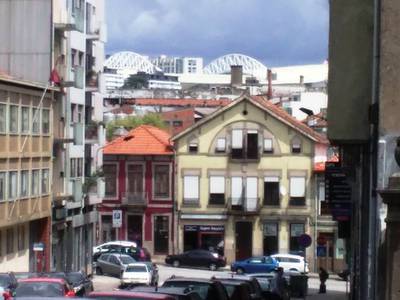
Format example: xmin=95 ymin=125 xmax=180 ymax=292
xmin=141 ymin=125 xmax=171 ymax=147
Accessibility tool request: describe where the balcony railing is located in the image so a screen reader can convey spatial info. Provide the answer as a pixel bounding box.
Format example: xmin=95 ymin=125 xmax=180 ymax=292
xmin=121 ymin=192 xmax=147 ymax=207
xmin=230 ymin=148 xmax=260 ymax=161
xmin=228 ymin=197 xmax=260 ymax=214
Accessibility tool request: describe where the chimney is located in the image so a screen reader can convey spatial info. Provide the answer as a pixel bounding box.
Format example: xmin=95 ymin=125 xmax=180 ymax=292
xmin=267 ymin=69 xmax=273 ymax=99
xmin=299 ymin=75 xmax=304 ymax=85
xmin=230 ymin=65 xmax=243 ymax=86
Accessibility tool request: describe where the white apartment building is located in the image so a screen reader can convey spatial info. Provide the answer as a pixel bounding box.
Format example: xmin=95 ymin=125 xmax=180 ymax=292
xmin=151 ymin=55 xmax=203 ymax=74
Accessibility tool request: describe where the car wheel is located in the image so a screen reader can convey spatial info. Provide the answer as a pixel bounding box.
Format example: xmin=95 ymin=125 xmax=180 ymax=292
xmin=209 ymin=263 xmax=217 ymax=271
xmin=172 ymin=260 xmax=180 ymax=268
xmin=236 ymin=267 xmax=244 ymax=274
xmin=96 ymin=267 xmax=103 ymax=275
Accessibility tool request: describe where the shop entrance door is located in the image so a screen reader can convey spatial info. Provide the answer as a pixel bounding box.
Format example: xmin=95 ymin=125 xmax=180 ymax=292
xmin=127 ymin=215 xmax=143 ymax=246
xmin=235 ymin=221 xmax=252 ymax=260
xmin=154 ymin=216 xmax=169 ymax=254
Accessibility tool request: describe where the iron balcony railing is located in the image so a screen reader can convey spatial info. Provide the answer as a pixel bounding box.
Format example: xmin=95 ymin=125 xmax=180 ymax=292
xmin=121 ymin=192 xmax=147 ymax=207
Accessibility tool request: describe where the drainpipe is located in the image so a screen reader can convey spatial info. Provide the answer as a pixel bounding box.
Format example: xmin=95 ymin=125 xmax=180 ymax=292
xmin=170 ymin=138 xmax=178 ymax=255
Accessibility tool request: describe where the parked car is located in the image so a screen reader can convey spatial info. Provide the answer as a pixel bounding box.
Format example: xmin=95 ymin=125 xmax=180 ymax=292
xmin=246 ymin=273 xmax=290 ymax=300
xmin=131 ymin=286 xmax=203 ymax=300
xmin=230 ymin=256 xmax=278 ymax=274
xmin=162 ymin=277 xmax=229 ymax=300
xmin=212 ymin=275 xmax=264 ymax=300
xmin=165 ymin=250 xmax=226 ymax=271
xmin=93 ymin=245 xmax=151 ymax=263
xmin=14 ymin=278 xmax=75 ymax=297
xmin=96 ymin=253 xmax=136 ymax=277
xmin=93 ymin=241 xmax=137 ymax=255
xmin=39 ymin=272 xmax=69 ymax=282
xmin=0 ymin=272 xmax=18 ymax=295
xmin=66 ymin=271 xmax=94 ymax=296
xmin=271 ymin=254 xmax=309 ymax=273
xmin=213 ymin=279 xmax=254 ymax=300
xmin=121 ymin=263 xmax=153 ymax=287
xmin=89 ymin=290 xmax=176 ymax=300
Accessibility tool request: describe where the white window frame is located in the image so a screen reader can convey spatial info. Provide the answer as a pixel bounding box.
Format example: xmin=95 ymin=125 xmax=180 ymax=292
xmin=9 ymin=105 xmax=19 ymax=134
xmin=21 ymin=106 xmax=30 ymax=134
xmin=31 ymin=169 xmax=40 ymax=196
xmin=32 ymin=107 xmax=40 ymax=135
xmin=20 ymin=170 xmax=29 ymax=198
xmin=41 ymin=109 xmax=50 ymax=135
xmin=0 ymin=172 xmax=6 ymax=201
xmin=289 ymin=177 xmax=306 ymax=197
xmin=0 ymin=103 xmax=7 ymax=134
xmin=8 ymin=171 xmax=18 ymax=200
xmin=231 ymin=129 xmax=243 ymax=149
xmin=41 ymin=169 xmax=50 ymax=195
xmin=263 ymin=138 xmax=273 ymax=153
xmin=216 ymin=138 xmax=226 ymax=152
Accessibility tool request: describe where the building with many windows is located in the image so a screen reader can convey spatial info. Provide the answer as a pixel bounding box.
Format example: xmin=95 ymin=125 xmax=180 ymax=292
xmin=172 ymin=95 xmax=327 ymax=266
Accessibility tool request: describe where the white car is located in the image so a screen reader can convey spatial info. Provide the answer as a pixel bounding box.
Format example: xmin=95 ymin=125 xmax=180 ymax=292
xmin=271 ymin=254 xmax=309 ymax=273
xmin=93 ymin=241 xmax=137 ymax=254
xmin=121 ymin=263 xmax=152 ymax=287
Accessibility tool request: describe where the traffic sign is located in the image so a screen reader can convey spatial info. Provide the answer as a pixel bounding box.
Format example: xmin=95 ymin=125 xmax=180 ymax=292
xmin=298 ymin=234 xmax=312 ymax=248
xmin=112 ymin=210 xmax=122 ymax=228
xmin=33 ymin=242 xmax=45 ymax=252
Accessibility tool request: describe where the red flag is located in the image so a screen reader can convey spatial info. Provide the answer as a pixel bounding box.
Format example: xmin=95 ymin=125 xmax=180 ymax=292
xmin=50 ymin=69 xmax=61 ymax=85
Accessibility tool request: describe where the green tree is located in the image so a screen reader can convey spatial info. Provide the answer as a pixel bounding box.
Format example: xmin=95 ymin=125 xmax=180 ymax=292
xmin=106 ymin=113 xmax=166 ymax=141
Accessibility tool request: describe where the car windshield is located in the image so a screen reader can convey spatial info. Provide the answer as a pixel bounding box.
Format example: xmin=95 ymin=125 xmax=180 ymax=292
xmin=0 ymin=275 xmax=11 ymax=288
xmin=66 ymin=273 xmax=84 ymax=284
xmin=120 ymin=256 xmax=135 ymax=264
xmin=15 ymin=282 xmax=64 ymax=297
xmin=126 ymin=266 xmax=147 ymax=273
xmin=163 ymin=281 xmax=210 ymax=299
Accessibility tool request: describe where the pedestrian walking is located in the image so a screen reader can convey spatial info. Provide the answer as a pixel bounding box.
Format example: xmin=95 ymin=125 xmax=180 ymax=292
xmin=270 ymin=267 xmax=287 ymax=300
xmin=319 ymin=267 xmax=329 ymax=293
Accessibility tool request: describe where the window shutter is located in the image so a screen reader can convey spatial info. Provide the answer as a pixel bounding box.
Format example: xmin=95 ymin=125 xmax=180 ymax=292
xmin=184 ymin=176 xmax=199 ymax=199
xmin=210 ymin=176 xmax=225 ymax=193
xmin=264 ymin=138 xmax=273 ymax=151
xmin=231 ymin=177 xmax=243 ymax=205
xmin=216 ymin=138 xmax=226 ymax=151
xmin=231 ymin=129 xmax=243 ymax=149
xmin=290 ymin=177 xmax=306 ymax=197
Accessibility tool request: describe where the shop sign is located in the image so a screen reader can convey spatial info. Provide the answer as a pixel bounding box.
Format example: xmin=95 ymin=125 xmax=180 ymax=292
xmin=184 ymin=225 xmax=224 ymax=232
xmin=33 ymin=242 xmax=45 ymax=252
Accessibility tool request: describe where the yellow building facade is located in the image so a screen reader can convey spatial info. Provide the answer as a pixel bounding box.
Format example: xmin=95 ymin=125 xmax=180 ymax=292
xmin=172 ymin=95 xmax=326 ymax=266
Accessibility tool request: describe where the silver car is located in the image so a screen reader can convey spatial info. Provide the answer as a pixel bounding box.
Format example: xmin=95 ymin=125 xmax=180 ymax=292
xmin=95 ymin=253 xmax=136 ymax=278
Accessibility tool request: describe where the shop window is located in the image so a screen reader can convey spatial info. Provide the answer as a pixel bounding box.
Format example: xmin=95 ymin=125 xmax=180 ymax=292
xmin=9 ymin=105 xmax=18 ymax=133
xmin=290 ymin=223 xmax=305 ymax=254
xmin=20 ymin=170 xmax=29 ymax=198
xmin=289 ymin=177 xmax=306 ymax=206
xmin=154 ymin=165 xmax=170 ymax=198
xmin=291 ymin=137 xmax=302 ymax=153
xmin=263 ymin=223 xmax=278 ymax=255
xmin=209 ymin=176 xmax=225 ymax=205
xmin=104 ymin=164 xmax=117 ymax=198
xmin=31 ymin=170 xmax=40 ymax=196
xmin=263 ymin=177 xmax=280 ymax=206
xmin=263 ymin=138 xmax=273 ymax=153
xmin=215 ymin=138 xmax=226 ymax=153
xmin=8 ymin=171 xmax=17 ymax=200
xmin=21 ymin=107 xmax=30 ymax=134
xmin=127 ymin=164 xmax=144 ymax=198
xmin=183 ymin=175 xmax=199 ymax=204
xmin=6 ymin=228 xmax=13 ymax=254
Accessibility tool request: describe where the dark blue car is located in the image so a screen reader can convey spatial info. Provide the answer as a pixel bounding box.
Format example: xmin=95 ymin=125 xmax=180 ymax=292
xmin=230 ymin=256 xmax=278 ymax=274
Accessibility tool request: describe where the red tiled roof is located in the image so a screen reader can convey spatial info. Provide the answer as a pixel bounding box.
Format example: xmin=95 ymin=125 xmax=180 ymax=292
xmin=104 ymin=125 xmax=173 ymax=155
xmin=125 ymin=98 xmax=230 ymax=107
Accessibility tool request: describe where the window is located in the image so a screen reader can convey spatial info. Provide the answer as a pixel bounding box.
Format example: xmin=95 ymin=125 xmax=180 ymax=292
xmin=231 ymin=177 xmax=243 ymax=206
xmin=77 ymin=105 xmax=83 ymax=123
xmin=263 ymin=177 xmax=280 ymax=206
xmin=9 ymin=105 xmax=18 ymax=133
xmin=231 ymin=129 xmax=259 ymax=159
xmin=216 ymin=138 xmax=226 ymax=153
xmin=0 ymin=172 xmax=5 ymax=201
xmin=42 ymin=109 xmax=50 ymax=134
xmin=70 ymin=158 xmax=77 ymax=178
xmin=20 ymin=170 xmax=29 ymax=197
xmin=42 ymin=169 xmax=49 ymax=194
xmin=263 ymin=138 xmax=273 ymax=153
xmin=291 ymin=137 xmax=301 ymax=153
xmin=188 ymin=140 xmax=198 ymax=153
xmin=77 ymin=158 xmax=83 ymax=177
xmin=8 ymin=171 xmax=17 ymax=199
xmin=32 ymin=108 xmax=40 ymax=134
xmin=21 ymin=107 xmax=30 ymax=133
xmin=154 ymin=165 xmax=170 ymax=198
xmin=6 ymin=228 xmax=13 ymax=254
xmin=31 ymin=170 xmax=40 ymax=196
xmin=17 ymin=225 xmax=25 ymax=251
xmin=290 ymin=223 xmax=305 ymax=253
xmin=172 ymin=120 xmax=183 ymax=127
xmin=0 ymin=104 xmax=6 ymax=133
xmin=246 ymin=130 xmax=259 ymax=159
xmin=104 ymin=164 xmax=117 ymax=198
xmin=289 ymin=177 xmax=306 ymax=206
xmin=127 ymin=164 xmax=143 ymax=196
xmin=263 ymin=223 xmax=278 ymax=255
xmin=71 ymin=104 xmax=76 ymax=123
xmin=183 ymin=176 xmax=199 ymax=203
xmin=209 ymin=176 xmax=225 ymax=205
xmin=231 ymin=129 xmax=243 ymax=158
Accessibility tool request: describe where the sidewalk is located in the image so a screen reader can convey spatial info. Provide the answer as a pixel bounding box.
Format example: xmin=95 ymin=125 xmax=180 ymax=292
xmin=303 ymin=289 xmax=348 ymax=300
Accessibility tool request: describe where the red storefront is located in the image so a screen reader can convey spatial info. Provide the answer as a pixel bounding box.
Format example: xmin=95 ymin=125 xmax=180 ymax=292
xmin=99 ymin=125 xmax=174 ymax=257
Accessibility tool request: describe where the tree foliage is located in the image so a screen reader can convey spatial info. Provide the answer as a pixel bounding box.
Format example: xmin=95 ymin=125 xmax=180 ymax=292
xmin=106 ymin=113 xmax=166 ymax=141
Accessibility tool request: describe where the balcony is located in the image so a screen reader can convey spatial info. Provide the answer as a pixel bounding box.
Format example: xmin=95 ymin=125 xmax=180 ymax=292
xmin=72 ymin=178 xmax=83 ymax=203
xmin=73 ymin=123 xmax=84 ymax=145
xmin=72 ymin=66 xmax=84 ymax=89
xmin=86 ymin=20 xmax=107 ymax=42
xmin=86 ymin=70 xmax=99 ymax=92
xmin=121 ymin=192 xmax=147 ymax=208
xmin=86 ymin=177 xmax=105 ymax=205
xmin=230 ymin=148 xmax=260 ymax=162
xmin=85 ymin=123 xmax=98 ymax=143
xmin=227 ymin=197 xmax=260 ymax=215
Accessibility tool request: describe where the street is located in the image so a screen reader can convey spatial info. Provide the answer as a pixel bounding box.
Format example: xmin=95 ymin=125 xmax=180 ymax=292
xmin=93 ymin=264 xmax=349 ymax=300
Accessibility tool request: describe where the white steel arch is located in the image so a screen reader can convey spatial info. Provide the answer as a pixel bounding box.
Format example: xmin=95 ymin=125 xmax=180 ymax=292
xmin=104 ymin=51 xmax=161 ymax=74
xmin=204 ymin=53 xmax=267 ymax=77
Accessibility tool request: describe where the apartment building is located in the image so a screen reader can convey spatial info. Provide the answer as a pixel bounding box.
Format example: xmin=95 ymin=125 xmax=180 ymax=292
xmin=172 ymin=95 xmax=327 ymax=266
xmin=52 ymin=0 xmax=106 ymax=273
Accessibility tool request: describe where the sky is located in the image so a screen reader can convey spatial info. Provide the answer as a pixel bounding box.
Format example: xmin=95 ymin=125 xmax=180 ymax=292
xmin=105 ymin=0 xmax=329 ymax=67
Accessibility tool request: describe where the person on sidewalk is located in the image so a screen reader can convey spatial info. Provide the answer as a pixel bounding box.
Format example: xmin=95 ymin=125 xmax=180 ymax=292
xmin=271 ymin=267 xmax=288 ymax=300
xmin=319 ymin=267 xmax=329 ymax=293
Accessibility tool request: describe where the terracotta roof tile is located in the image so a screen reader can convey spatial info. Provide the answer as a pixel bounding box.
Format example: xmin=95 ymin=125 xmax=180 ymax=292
xmin=104 ymin=125 xmax=173 ymax=155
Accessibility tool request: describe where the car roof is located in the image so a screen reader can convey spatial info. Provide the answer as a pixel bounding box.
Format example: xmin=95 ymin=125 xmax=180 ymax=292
xmin=132 ymin=286 xmax=195 ymax=295
xmin=99 ymin=241 xmax=137 ymax=247
xmin=212 ymin=275 xmax=256 ymax=282
xmin=164 ymin=277 xmax=215 ymax=284
xmin=90 ymin=291 xmax=175 ymax=299
xmin=271 ymin=253 xmax=303 ymax=258
xmin=18 ymin=278 xmax=66 ymax=284
xmin=108 ymin=253 xmax=132 ymax=259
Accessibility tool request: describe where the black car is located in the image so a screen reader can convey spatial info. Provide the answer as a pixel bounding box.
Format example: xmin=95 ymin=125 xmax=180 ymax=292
xmin=165 ymin=250 xmax=226 ymax=271
xmin=162 ymin=277 xmax=229 ymax=300
xmin=66 ymin=271 xmax=94 ymax=296
xmin=93 ymin=245 xmax=151 ymax=262
xmin=0 ymin=272 xmax=18 ymax=295
xmin=214 ymin=280 xmax=254 ymax=300
xmin=131 ymin=286 xmax=203 ymax=300
xmin=212 ymin=276 xmax=265 ymax=300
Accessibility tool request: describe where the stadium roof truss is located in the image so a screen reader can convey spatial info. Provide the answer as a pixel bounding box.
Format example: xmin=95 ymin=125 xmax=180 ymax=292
xmin=104 ymin=51 xmax=161 ymax=74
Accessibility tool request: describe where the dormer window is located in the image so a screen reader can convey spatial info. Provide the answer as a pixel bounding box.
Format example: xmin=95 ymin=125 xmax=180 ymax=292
xmin=263 ymin=138 xmax=273 ymax=153
xmin=291 ymin=137 xmax=301 ymax=153
xmin=189 ymin=141 xmax=198 ymax=153
xmin=216 ymin=138 xmax=226 ymax=153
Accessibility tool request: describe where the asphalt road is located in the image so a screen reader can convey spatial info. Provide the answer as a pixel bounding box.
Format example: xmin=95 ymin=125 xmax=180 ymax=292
xmin=92 ymin=264 xmax=349 ymax=300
